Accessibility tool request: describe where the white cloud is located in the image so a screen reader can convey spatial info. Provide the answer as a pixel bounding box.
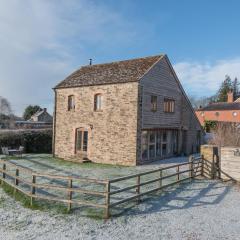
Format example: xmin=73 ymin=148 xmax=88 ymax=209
xmin=1 ymin=0 xmax=240 ymax=116
xmin=0 ymin=0 xmax=138 ymax=115
xmin=174 ymin=58 xmax=240 ymax=98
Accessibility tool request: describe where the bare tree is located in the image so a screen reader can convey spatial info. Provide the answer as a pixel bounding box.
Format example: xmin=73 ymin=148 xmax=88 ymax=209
xmin=189 ymin=95 xmax=215 ymax=109
xmin=0 ymin=96 xmax=12 ymax=115
xmin=209 ymin=122 xmax=240 ymax=147
xmin=0 ymin=96 xmax=13 ymax=129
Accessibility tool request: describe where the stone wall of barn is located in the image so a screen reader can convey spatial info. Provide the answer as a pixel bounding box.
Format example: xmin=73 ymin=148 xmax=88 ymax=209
xmin=54 ymin=82 xmax=139 ymax=166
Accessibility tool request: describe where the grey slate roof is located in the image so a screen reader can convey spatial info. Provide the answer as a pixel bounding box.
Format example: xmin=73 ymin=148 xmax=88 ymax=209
xmin=54 ymin=55 xmax=163 ymax=89
xmin=200 ymin=102 xmax=240 ymax=111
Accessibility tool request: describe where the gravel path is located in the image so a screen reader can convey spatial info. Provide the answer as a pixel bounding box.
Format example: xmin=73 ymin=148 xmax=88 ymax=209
xmin=0 ymin=178 xmax=240 ymax=240
xmin=0 ymin=154 xmax=239 ymax=240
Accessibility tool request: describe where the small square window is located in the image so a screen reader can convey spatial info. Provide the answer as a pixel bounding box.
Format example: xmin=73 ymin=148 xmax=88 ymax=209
xmin=151 ymin=96 xmax=157 ymax=112
xmin=164 ymin=98 xmax=175 ymax=113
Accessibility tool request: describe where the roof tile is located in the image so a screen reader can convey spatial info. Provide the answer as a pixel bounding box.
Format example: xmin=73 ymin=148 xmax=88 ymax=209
xmin=54 ymin=55 xmax=162 ymax=89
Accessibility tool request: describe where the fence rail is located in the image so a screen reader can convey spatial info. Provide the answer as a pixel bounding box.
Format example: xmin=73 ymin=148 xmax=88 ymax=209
xmin=0 ymin=156 xmax=203 ymax=218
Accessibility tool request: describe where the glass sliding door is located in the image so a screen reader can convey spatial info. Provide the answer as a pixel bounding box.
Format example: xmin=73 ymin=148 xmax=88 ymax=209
xmin=161 ymin=130 xmax=167 ymax=156
xmin=156 ymin=131 xmax=162 ymax=157
xmin=148 ymin=131 xmax=156 ymax=159
xmin=172 ymin=130 xmax=178 ymax=154
xmin=141 ymin=129 xmax=179 ymax=161
xmin=141 ymin=131 xmax=148 ymax=160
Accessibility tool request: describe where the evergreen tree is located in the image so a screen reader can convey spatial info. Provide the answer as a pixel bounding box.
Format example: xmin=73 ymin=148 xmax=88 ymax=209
xmin=232 ymin=77 xmax=240 ymax=98
xmin=216 ymin=75 xmax=233 ymax=102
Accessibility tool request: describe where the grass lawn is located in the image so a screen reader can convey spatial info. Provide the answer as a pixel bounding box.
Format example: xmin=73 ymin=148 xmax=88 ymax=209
xmin=0 ymin=154 xmax=191 ymax=218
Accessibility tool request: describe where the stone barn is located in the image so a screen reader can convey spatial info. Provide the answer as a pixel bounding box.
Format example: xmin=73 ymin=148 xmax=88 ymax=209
xmin=53 ymin=54 xmax=202 ymax=165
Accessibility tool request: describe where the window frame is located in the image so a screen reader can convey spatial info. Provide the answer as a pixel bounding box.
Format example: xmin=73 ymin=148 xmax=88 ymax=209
xmin=94 ymin=93 xmax=103 ymax=112
xmin=68 ymin=95 xmax=75 ymax=111
xmin=163 ymin=98 xmax=175 ymax=113
xmin=151 ymin=95 xmax=157 ymax=112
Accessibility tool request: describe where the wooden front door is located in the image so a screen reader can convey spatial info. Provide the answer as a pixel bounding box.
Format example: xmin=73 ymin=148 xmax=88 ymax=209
xmin=75 ymin=128 xmax=88 ymax=159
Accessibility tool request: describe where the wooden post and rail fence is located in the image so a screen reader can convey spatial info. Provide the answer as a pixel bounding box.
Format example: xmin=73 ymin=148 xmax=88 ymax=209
xmin=0 ymin=155 xmax=220 ymax=219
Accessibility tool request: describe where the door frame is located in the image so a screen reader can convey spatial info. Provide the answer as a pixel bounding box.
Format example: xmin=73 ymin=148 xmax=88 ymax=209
xmin=75 ymin=127 xmax=89 ymax=159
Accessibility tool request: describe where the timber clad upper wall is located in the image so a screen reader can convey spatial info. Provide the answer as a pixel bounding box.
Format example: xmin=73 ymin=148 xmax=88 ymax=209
xmin=139 ymin=56 xmax=202 ymax=155
xmin=140 ymin=57 xmax=182 ymax=129
xmin=55 ymin=55 xmax=162 ymax=89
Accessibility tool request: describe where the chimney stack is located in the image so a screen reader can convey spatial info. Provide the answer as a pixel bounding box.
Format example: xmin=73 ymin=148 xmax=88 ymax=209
xmin=43 ymin=108 xmax=47 ymax=112
xmin=89 ymin=58 xmax=92 ymax=65
xmin=227 ymin=90 xmax=234 ymax=103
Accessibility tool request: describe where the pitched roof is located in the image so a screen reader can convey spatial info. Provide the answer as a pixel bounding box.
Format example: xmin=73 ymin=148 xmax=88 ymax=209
xmin=54 ymin=55 xmax=163 ymax=89
xmin=198 ymin=102 xmax=240 ymax=111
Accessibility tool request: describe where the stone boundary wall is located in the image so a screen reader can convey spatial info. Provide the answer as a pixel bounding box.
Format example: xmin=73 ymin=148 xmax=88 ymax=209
xmin=200 ymin=145 xmax=218 ymax=163
xmin=200 ymin=145 xmax=219 ymax=179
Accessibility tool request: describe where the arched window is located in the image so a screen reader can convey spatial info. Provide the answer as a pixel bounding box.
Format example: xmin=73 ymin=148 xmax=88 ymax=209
xmin=94 ymin=94 xmax=103 ymax=111
xmin=68 ymin=95 xmax=75 ymax=111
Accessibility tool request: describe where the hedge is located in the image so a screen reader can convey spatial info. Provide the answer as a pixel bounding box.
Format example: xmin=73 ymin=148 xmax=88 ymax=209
xmin=0 ymin=129 xmax=52 ymax=153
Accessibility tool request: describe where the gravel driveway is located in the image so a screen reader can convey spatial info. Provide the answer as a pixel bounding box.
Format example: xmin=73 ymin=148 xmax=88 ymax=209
xmin=0 ymin=177 xmax=239 ymax=240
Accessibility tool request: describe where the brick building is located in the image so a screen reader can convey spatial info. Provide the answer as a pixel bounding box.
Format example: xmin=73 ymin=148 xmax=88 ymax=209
xmin=195 ymin=91 xmax=240 ymax=126
xmin=53 ymin=55 xmax=202 ymax=165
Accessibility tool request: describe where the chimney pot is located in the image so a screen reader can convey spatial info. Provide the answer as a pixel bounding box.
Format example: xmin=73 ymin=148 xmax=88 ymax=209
xmin=89 ymin=58 xmax=92 ymax=65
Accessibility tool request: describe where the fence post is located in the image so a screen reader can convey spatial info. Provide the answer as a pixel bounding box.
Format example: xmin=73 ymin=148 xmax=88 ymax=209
xmin=201 ymin=155 xmax=204 ymax=176
xmin=136 ymin=175 xmax=140 ymax=204
xmin=176 ymin=166 xmax=180 ymax=181
xmin=159 ymin=169 xmax=162 ymax=189
xmin=30 ymin=174 xmax=36 ymax=206
xmin=189 ymin=156 xmax=194 ymax=179
xmin=217 ymin=155 xmax=221 ymax=179
xmin=14 ymin=168 xmax=19 ymax=195
xmin=211 ymin=156 xmax=216 ymax=179
xmin=15 ymin=169 xmax=19 ymax=186
xmin=67 ymin=179 xmax=72 ymax=212
xmin=104 ymin=180 xmax=110 ymax=219
xmin=2 ymin=163 xmax=6 ymax=180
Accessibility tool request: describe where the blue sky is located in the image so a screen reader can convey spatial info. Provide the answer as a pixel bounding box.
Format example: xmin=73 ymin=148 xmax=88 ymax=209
xmin=0 ymin=0 xmax=240 ymax=115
